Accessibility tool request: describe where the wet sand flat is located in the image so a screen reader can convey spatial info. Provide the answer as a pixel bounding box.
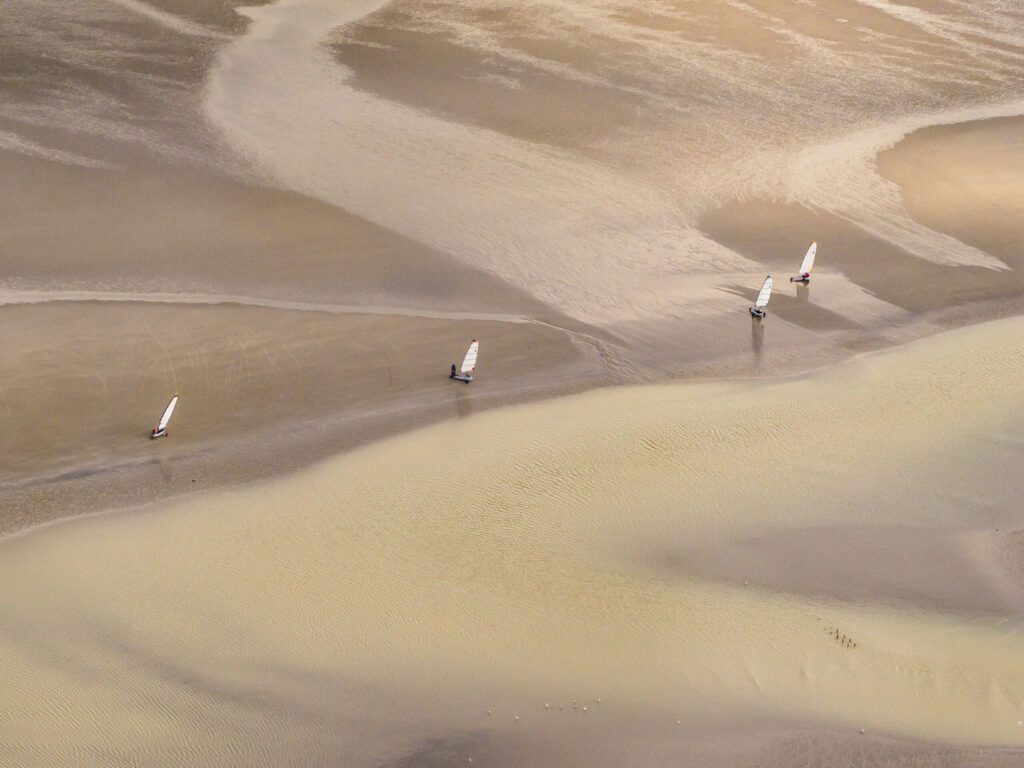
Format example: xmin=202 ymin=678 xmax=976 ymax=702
xmin=700 ymin=197 xmax=1023 ymax=319
xmin=3 ymin=316 xmax=1024 ymax=766
xmin=0 ymin=300 xmax=602 ymax=535
xmin=699 ymin=110 xmax=1024 ymax=354
xmin=0 ymin=152 xmax=567 ymax=319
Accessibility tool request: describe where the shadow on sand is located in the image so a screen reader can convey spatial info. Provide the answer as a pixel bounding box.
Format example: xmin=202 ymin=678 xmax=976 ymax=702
xmin=751 ymin=317 xmax=764 ymax=364
xmin=454 ymin=383 xmax=474 ymax=419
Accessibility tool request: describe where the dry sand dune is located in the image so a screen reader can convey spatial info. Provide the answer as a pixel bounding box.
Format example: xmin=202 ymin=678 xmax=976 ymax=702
xmin=4 ymin=317 xmax=1024 ymax=767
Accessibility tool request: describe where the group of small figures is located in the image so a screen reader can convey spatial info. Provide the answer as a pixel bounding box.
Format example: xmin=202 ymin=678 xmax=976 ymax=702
xmin=829 ymin=627 xmax=857 ymax=648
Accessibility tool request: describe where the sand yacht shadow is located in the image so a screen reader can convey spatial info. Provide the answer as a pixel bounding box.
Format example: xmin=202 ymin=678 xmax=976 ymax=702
xmin=454 ymin=384 xmax=474 ymax=419
xmin=719 ymin=282 xmax=856 ymax=331
xmin=751 ymin=317 xmax=764 ymax=362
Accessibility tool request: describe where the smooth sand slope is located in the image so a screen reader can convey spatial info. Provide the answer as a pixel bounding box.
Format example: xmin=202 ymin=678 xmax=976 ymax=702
xmin=877 ymin=115 xmax=1024 ymax=287
xmin=4 ymin=316 xmax=1024 ymax=766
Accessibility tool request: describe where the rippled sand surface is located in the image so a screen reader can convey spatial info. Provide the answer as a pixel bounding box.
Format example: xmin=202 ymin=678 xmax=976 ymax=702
xmin=210 ymin=0 xmax=1024 ymax=325
xmin=5 ymin=2 xmax=1024 ymax=764
xmin=4 ymin=317 xmax=1024 ymax=765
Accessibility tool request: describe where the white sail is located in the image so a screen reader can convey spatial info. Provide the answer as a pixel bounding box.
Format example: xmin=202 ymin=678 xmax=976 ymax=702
xmin=461 ymin=340 xmax=479 ymax=374
xmin=799 ymin=241 xmax=817 ymax=275
xmin=157 ymin=395 xmax=178 ymax=432
xmin=755 ymin=275 xmax=773 ymax=308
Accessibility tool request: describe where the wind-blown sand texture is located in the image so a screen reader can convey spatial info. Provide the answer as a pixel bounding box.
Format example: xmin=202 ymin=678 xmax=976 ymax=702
xmin=4 ymin=0 xmax=1024 ymax=764
xmin=4 ymin=317 xmax=1024 ymax=766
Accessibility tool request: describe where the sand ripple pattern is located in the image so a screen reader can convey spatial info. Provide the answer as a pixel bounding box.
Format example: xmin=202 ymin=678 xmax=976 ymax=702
xmin=207 ymin=0 xmax=1024 ymax=323
xmin=3 ymin=318 xmax=1024 ymax=764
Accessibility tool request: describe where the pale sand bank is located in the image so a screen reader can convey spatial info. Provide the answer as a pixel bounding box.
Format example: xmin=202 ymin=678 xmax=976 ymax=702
xmin=877 ymin=114 xmax=1024 ymax=277
xmin=4 ymin=316 xmax=1024 ymax=765
xmin=0 ymin=152 xmax=570 ymax=320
